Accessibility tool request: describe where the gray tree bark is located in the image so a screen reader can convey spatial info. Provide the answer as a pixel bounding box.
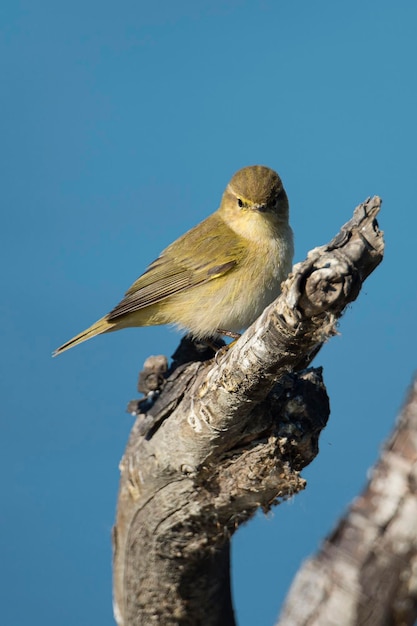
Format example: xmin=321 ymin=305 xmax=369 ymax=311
xmin=112 ymin=197 xmax=384 ymax=626
xmin=277 ymin=375 xmax=417 ymax=626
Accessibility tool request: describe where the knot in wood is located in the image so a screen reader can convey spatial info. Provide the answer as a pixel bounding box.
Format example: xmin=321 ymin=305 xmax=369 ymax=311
xmin=137 ymin=355 xmax=168 ymax=394
xmin=301 ymin=253 xmax=360 ymax=316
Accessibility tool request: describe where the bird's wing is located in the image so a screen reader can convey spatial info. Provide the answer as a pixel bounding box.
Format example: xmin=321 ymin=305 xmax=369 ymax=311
xmin=107 ymin=214 xmax=246 ymax=320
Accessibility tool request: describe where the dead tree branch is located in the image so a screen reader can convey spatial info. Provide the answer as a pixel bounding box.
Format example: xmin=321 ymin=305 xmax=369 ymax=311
xmin=112 ymin=197 xmax=384 ymax=626
xmin=277 ymin=375 xmax=417 ymax=626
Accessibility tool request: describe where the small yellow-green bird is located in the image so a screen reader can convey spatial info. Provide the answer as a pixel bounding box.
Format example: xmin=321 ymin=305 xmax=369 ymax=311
xmin=54 ymin=165 xmax=294 ymax=356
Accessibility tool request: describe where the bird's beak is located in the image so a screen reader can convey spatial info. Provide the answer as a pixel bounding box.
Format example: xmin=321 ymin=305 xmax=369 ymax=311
xmin=253 ymin=203 xmax=268 ymax=213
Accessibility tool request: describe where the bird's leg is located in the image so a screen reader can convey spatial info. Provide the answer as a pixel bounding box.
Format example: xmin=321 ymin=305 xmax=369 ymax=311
xmin=209 ymin=329 xmax=242 ymax=363
xmin=201 ymin=331 xmax=241 ymax=358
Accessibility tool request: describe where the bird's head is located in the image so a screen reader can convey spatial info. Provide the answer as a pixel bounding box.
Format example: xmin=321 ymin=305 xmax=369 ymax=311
xmin=218 ymin=165 xmax=290 ymax=238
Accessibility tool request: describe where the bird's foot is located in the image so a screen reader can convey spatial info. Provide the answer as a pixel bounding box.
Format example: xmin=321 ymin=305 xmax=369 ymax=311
xmin=216 ymin=329 xmax=241 ymax=340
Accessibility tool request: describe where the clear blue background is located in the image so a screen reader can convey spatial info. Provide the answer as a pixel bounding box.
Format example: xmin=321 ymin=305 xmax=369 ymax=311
xmin=1 ymin=2 xmax=416 ymax=625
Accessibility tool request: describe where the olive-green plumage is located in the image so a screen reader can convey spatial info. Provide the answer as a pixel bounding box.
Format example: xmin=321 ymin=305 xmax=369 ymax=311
xmin=54 ymin=165 xmax=294 ymax=355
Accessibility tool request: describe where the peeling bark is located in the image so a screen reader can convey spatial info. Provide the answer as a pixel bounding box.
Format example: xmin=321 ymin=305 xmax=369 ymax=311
xmin=113 ymin=197 xmax=384 ymax=626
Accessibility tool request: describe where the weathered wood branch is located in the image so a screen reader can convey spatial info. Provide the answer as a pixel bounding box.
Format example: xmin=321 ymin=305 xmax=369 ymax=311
xmin=277 ymin=374 xmax=417 ymax=626
xmin=112 ymin=197 xmax=384 ymax=626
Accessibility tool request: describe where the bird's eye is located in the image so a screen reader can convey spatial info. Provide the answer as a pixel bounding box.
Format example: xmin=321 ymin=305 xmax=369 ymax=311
xmin=237 ymin=198 xmax=243 ymax=208
xmin=271 ymin=191 xmax=284 ymax=208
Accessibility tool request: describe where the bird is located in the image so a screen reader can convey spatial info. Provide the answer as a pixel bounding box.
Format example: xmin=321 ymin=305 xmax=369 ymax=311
xmin=53 ymin=165 xmax=294 ymax=356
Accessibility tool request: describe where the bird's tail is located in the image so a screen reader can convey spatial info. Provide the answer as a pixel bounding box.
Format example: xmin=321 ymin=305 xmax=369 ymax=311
xmin=53 ymin=316 xmax=116 ymax=356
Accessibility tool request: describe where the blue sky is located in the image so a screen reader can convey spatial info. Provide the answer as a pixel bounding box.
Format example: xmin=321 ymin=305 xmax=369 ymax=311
xmin=1 ymin=1 xmax=416 ymax=625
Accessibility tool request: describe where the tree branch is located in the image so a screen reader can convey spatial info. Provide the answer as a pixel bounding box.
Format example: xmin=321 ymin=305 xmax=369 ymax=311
xmin=112 ymin=197 xmax=384 ymax=626
xmin=277 ymin=374 xmax=417 ymax=626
